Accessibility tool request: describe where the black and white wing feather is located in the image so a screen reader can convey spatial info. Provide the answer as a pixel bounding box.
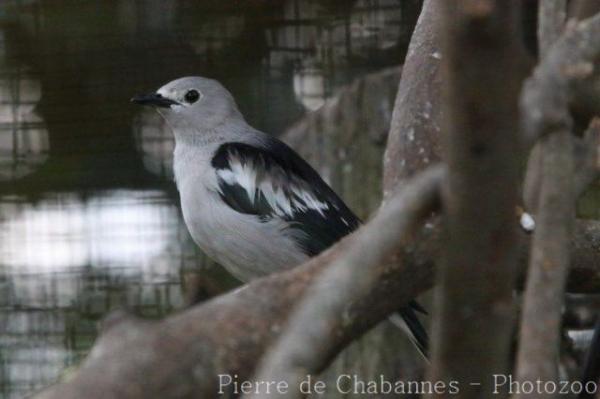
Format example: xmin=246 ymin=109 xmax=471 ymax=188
xmin=211 ymin=140 xmax=360 ymax=256
xmin=211 ymin=138 xmax=429 ymax=358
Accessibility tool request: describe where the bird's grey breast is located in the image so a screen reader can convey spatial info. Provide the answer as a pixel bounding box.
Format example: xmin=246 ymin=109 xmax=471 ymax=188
xmin=173 ymin=141 xmax=308 ymax=282
xmin=173 ymin=141 xmax=222 ymax=256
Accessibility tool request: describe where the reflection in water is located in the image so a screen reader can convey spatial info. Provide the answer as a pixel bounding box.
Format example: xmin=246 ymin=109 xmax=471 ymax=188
xmin=0 ymin=30 xmax=49 ymax=181
xmin=0 ymin=190 xmax=188 ymax=398
xmin=0 ymin=190 xmax=179 ymax=272
xmin=0 ymin=0 xmax=418 ymax=397
xmin=133 ymin=110 xmax=174 ymax=179
xmin=293 ymin=61 xmax=326 ymax=111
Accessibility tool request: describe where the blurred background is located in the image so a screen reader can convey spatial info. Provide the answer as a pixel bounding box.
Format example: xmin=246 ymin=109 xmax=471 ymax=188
xmin=0 ymin=1 xmax=423 ymax=397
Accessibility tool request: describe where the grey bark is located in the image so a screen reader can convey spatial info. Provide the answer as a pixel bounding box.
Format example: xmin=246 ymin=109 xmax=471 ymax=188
xmin=515 ymin=8 xmax=600 ymax=388
xmin=574 ymin=119 xmax=600 ymax=199
xmin=517 ymin=129 xmax=575 ymax=387
xmin=538 ymin=0 xmax=567 ymax=57
xmin=382 ymin=0 xmax=443 ymax=197
xmin=427 ymin=2 xmax=522 ymax=398
xmin=523 ymin=0 xmax=566 ymax=213
xmin=521 ymin=14 xmax=600 ymax=148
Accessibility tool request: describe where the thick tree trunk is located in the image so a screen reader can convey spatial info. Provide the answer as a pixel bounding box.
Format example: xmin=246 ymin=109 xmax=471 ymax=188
xmin=427 ymin=2 xmax=522 ymax=398
xmin=383 ymin=0 xmax=443 ymax=196
xmin=516 ymin=0 xmax=572 ymax=387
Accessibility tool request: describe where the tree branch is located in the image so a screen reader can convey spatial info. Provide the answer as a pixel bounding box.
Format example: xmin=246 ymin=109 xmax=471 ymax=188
xmin=538 ymin=0 xmax=567 ymax=57
xmin=574 ymin=118 xmax=600 ymax=197
xmin=516 ymin=130 xmax=575 ymax=386
xmin=516 ymin=1 xmax=593 ymax=388
xmin=525 ymin=119 xmax=600 ymax=212
xmin=521 ymin=13 xmax=600 ymax=148
xmin=382 ymin=0 xmax=443 ymax=195
xmin=523 ymin=0 xmax=568 ymax=213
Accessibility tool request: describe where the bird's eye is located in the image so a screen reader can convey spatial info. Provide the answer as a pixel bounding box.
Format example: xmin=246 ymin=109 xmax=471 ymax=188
xmin=184 ymin=89 xmax=200 ymax=104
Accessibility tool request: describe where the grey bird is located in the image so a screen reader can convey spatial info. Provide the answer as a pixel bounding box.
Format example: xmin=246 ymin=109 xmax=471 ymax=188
xmin=132 ymin=76 xmax=428 ymax=357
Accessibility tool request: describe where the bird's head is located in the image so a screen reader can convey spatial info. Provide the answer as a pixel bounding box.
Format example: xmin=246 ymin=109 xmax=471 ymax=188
xmin=132 ymin=76 xmax=243 ymax=136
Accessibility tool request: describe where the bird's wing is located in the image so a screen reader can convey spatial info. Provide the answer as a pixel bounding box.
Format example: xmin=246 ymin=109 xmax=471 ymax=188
xmin=211 ymin=140 xmax=360 ymax=256
xmin=212 ymin=139 xmax=429 ymax=357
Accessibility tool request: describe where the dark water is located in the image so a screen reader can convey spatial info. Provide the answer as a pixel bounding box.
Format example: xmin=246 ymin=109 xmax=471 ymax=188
xmin=0 ymin=1 xmax=419 ymax=397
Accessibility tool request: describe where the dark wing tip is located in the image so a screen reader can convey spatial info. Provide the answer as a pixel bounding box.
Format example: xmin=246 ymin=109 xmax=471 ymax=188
xmin=399 ymin=305 xmax=429 ymax=359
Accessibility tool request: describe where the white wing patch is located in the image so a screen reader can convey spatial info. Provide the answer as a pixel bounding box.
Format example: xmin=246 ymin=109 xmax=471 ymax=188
xmin=217 ymin=161 xmax=258 ymax=203
xmin=216 ymin=150 xmax=330 ymax=218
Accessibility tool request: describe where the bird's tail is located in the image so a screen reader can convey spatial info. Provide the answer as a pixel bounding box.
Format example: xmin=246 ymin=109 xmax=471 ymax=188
xmin=389 ymin=301 xmax=429 ymax=362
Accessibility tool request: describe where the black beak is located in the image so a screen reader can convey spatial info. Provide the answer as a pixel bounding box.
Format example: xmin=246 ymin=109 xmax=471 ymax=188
xmin=131 ymin=93 xmax=180 ymax=108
